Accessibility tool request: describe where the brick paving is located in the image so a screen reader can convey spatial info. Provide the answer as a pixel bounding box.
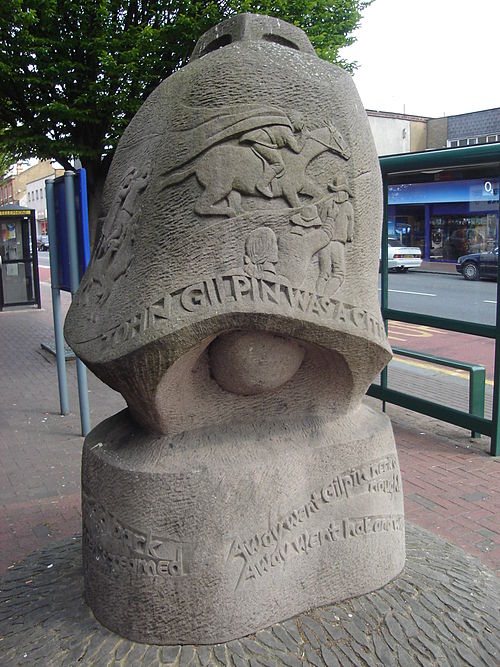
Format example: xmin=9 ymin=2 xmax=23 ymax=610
xmin=1 ymin=279 xmax=499 ymax=580
xmin=0 ymin=282 xmax=124 ymax=576
xmin=383 ymin=404 xmax=500 ymax=577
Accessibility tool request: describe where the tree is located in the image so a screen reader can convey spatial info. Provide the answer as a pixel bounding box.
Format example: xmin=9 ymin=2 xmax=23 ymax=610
xmin=0 ymin=0 xmax=371 ymax=242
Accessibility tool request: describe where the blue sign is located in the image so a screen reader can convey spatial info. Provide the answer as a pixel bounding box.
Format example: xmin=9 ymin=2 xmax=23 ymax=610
xmin=53 ymin=169 xmax=90 ymax=292
xmin=388 ymin=178 xmax=499 ymax=205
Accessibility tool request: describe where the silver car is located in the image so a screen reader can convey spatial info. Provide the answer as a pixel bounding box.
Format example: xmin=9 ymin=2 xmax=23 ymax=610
xmin=386 ymin=238 xmax=422 ymax=272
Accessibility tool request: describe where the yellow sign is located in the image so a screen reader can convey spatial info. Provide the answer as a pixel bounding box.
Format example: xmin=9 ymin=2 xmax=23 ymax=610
xmin=0 ymin=210 xmax=32 ymax=216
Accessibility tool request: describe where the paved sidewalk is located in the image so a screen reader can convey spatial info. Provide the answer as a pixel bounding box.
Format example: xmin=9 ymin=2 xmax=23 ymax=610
xmin=416 ymin=260 xmax=458 ymax=274
xmin=0 ymin=283 xmax=125 ymax=575
xmin=1 ymin=282 xmax=499 ymax=580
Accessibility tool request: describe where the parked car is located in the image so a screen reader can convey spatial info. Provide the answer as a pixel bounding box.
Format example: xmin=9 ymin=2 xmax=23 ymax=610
xmin=456 ymin=247 xmax=498 ymax=281
xmin=384 ymin=238 xmax=422 ymax=272
xmin=37 ymin=234 xmax=49 ymax=250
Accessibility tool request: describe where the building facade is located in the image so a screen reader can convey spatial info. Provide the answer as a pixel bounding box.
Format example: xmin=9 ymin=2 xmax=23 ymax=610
xmin=368 ymin=108 xmax=500 ymax=263
xmin=428 ymin=108 xmax=500 ymax=150
xmin=367 ymin=110 xmax=428 ymax=156
xmin=367 ymin=107 xmax=500 ymax=156
xmin=0 ymin=161 xmax=64 ymax=237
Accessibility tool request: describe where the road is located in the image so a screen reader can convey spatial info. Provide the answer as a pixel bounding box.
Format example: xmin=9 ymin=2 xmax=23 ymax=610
xmin=380 ymin=271 xmax=497 ymax=380
xmin=381 ymin=270 xmax=497 ymax=326
xmin=375 ymin=271 xmax=498 ymax=424
xmin=38 ymin=250 xmax=50 ymax=268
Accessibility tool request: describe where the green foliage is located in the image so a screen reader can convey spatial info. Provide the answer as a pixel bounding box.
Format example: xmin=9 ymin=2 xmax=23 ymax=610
xmin=0 ymin=127 xmax=15 ymax=178
xmin=0 ymin=0 xmax=371 ymax=216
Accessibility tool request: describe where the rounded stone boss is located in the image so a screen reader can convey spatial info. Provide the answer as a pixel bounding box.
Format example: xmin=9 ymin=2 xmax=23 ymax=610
xmin=65 ymin=13 xmax=404 ymax=645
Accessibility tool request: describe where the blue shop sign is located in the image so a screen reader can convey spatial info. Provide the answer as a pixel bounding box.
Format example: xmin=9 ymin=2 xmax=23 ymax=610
xmin=388 ymin=179 xmax=499 ymax=205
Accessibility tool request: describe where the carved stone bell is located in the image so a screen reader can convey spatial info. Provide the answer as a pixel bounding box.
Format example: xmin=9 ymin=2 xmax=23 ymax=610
xmin=65 ymin=13 xmax=404 ymax=645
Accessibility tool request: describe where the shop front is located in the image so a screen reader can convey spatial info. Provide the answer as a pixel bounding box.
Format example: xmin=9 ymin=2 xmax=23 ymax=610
xmin=388 ymin=177 xmax=499 ymax=262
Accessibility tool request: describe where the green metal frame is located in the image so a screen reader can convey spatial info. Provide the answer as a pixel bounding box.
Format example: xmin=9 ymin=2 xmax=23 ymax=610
xmin=390 ymin=347 xmax=485 ymax=438
xmin=373 ymin=143 xmax=500 ymax=456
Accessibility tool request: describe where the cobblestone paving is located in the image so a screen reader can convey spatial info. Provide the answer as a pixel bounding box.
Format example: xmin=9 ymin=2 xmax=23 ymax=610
xmin=1 ymin=524 xmax=498 ymax=666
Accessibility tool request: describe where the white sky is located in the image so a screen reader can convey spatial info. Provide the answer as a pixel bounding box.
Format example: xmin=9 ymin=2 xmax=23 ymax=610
xmin=339 ymin=0 xmax=500 ymax=118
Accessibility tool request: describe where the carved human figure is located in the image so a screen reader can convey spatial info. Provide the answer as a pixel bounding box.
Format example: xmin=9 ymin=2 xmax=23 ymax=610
xmin=98 ymin=165 xmax=149 ymax=258
xmin=239 ymin=112 xmax=307 ymax=197
xmin=277 ymin=204 xmax=336 ymax=286
xmin=82 ymin=166 xmax=149 ymax=308
xmin=316 ymin=174 xmax=354 ymax=296
xmin=244 ymin=227 xmax=279 ymax=279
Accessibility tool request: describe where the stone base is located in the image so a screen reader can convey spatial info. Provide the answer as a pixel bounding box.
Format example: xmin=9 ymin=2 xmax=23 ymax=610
xmin=81 ymin=404 xmax=404 ymax=644
xmin=1 ymin=524 xmax=499 ymax=666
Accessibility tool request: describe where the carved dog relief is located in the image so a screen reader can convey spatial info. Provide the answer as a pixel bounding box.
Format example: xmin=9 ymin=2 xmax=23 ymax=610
xmin=66 ymin=14 xmax=403 ymax=645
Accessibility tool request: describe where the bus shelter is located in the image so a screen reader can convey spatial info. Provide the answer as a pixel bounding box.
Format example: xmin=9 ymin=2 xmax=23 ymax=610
xmin=0 ymin=205 xmax=41 ymax=310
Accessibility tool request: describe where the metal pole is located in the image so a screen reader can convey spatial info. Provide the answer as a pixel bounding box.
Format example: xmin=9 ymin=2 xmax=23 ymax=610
xmin=30 ymin=210 xmax=42 ymax=308
xmin=46 ymin=180 xmax=69 ymax=415
xmin=380 ymin=173 xmax=390 ymax=411
xmin=64 ymin=171 xmax=91 ymax=436
xmin=490 ymin=188 xmax=500 ymax=456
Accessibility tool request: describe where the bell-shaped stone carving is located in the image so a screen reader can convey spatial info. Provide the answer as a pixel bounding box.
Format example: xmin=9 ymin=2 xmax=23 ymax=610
xmin=65 ymin=13 xmax=404 ymax=645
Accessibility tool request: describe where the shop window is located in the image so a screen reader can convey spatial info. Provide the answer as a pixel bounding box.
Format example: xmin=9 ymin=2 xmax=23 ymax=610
xmin=487 ymin=135 xmax=498 ymax=143
xmin=478 ymin=136 xmax=487 ymax=144
xmin=432 ymin=215 xmax=493 ymax=261
xmin=467 ymin=138 xmax=477 ymax=146
xmin=458 ymin=139 xmax=467 ymax=147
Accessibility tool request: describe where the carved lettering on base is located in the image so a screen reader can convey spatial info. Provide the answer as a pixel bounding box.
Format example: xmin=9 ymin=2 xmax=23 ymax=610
xmin=228 ymin=455 xmax=403 ymax=588
xmin=83 ymin=493 xmax=186 ymax=580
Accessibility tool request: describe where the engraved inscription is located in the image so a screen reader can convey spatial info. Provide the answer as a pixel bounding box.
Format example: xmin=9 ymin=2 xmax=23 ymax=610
xmin=228 ymin=455 xmax=402 ymax=588
xmin=96 ymin=273 xmax=386 ymax=348
xmin=83 ymin=493 xmax=186 ymax=579
xmin=232 ymin=515 xmax=404 ymax=586
xmin=343 ymin=515 xmax=404 ymax=539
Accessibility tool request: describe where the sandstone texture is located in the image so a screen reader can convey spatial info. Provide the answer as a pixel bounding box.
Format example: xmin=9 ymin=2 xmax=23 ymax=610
xmin=64 ymin=13 xmax=403 ymax=644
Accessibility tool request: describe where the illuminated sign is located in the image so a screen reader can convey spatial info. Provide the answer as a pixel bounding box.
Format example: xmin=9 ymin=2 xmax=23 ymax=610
xmin=0 ymin=210 xmax=32 ymax=216
xmin=388 ymin=178 xmax=499 ymax=205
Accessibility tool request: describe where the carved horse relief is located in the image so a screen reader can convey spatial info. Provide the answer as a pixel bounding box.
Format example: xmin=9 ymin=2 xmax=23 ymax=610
xmin=161 ymin=121 xmax=350 ymax=217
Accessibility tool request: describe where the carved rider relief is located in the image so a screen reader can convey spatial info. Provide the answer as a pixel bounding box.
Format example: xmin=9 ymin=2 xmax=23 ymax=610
xmin=160 ymin=104 xmax=354 ymax=296
xmin=160 ymin=105 xmax=350 ymax=217
xmin=65 ymin=12 xmax=387 ymax=375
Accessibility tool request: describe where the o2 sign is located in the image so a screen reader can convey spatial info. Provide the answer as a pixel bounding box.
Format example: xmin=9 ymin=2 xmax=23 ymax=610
xmin=484 ymin=180 xmax=499 ymax=197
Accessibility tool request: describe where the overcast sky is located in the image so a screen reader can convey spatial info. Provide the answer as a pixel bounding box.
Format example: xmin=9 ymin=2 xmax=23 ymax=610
xmin=339 ymin=0 xmax=500 ymax=118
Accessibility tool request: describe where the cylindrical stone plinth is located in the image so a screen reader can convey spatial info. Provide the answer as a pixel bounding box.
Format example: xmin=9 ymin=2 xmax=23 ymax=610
xmin=82 ymin=403 xmax=404 ymax=645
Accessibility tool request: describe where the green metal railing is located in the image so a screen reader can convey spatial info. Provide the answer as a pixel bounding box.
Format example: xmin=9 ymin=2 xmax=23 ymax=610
xmin=391 ymin=347 xmax=485 ymax=439
xmin=370 ymin=143 xmax=500 ymax=456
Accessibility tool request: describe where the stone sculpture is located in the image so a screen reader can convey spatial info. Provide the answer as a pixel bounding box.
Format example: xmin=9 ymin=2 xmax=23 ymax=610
xmin=65 ymin=13 xmax=405 ymax=645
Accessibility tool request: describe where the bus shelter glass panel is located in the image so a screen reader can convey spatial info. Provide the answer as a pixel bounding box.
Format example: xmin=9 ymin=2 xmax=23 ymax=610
xmin=386 ymin=166 xmax=499 ymax=326
xmin=0 ymin=215 xmax=38 ymax=307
